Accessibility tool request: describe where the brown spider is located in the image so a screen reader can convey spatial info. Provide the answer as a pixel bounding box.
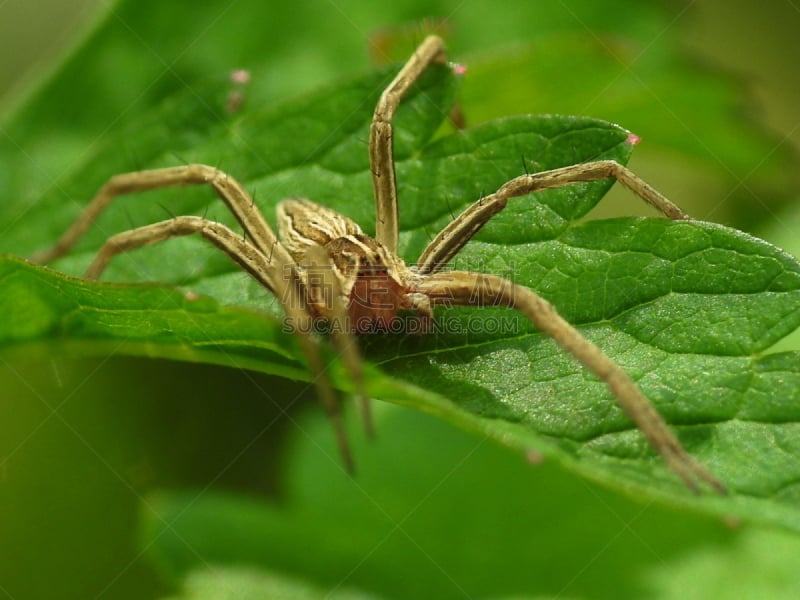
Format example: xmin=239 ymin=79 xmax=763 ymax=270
xmin=31 ymin=36 xmax=724 ymax=493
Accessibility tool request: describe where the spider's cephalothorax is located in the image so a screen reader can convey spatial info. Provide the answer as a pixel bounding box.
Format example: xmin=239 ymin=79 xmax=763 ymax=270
xmin=277 ymin=199 xmax=427 ymax=334
xmin=30 ymin=36 xmax=725 ymax=493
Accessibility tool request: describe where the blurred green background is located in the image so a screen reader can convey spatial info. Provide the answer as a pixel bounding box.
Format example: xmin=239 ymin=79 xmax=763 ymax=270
xmin=1 ymin=1 xmax=799 ymax=599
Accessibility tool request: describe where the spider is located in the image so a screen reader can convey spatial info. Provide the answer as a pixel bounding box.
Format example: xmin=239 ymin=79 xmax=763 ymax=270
xmin=31 ymin=35 xmax=724 ymax=493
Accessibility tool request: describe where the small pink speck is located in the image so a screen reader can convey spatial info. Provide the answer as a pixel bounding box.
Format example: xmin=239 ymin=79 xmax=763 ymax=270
xmin=525 ymin=448 xmax=544 ymax=466
xmin=625 ymin=133 xmax=641 ymax=146
xmin=451 ymin=62 xmax=468 ymax=76
xmin=185 ymin=291 xmax=199 ymax=302
xmin=230 ymin=69 xmax=251 ymax=85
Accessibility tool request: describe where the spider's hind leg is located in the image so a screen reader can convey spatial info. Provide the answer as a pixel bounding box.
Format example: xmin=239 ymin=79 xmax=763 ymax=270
xmin=414 ymin=269 xmax=725 ymax=493
xmin=416 ymin=160 xmax=691 ymax=274
xmin=370 ymin=34 xmax=448 ymax=255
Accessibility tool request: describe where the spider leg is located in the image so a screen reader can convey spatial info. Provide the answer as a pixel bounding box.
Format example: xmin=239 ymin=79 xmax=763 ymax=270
xmin=29 ymin=163 xmax=369 ymax=468
xmin=84 ymin=215 xmax=357 ymax=472
xmin=416 ymin=160 xmax=690 ymax=274
xmin=413 ymin=270 xmax=725 ymax=493
xmin=30 ymin=164 xmax=290 ymax=266
xmin=370 ymin=35 xmax=447 ymax=254
xmin=300 ymin=243 xmax=372 ymax=439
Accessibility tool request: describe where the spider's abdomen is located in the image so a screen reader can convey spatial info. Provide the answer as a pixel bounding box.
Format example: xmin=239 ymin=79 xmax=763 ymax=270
xmin=347 ymin=266 xmax=407 ymax=334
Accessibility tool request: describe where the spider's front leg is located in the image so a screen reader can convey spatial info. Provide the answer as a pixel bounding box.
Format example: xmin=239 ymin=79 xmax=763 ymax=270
xmin=294 ymin=242 xmax=373 ymax=439
xmin=413 ymin=270 xmax=725 ymax=493
xmin=30 ymin=165 xmax=285 ymax=265
xmin=30 ymin=165 xmax=369 ymax=473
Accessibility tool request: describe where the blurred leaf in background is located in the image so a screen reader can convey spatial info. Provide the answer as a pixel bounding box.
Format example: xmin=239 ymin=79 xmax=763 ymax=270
xmin=1 ymin=0 xmax=799 ymax=599
xmin=150 ymin=402 xmax=800 ymax=600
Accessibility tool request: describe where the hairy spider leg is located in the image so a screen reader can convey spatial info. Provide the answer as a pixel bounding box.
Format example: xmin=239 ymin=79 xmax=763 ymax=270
xmin=370 ymin=35 xmax=447 ymax=254
xmin=30 ymin=166 xmax=368 ymax=472
xmin=414 ymin=270 xmax=724 ymax=493
xmin=416 ymin=160 xmax=689 ymax=274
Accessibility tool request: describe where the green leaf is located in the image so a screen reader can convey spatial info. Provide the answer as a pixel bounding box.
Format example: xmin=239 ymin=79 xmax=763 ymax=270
xmin=2 ymin=0 xmax=800 ymax=529
xmin=2 ymin=52 xmax=800 ymax=528
xmin=144 ymin=403 xmax=800 ymax=599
